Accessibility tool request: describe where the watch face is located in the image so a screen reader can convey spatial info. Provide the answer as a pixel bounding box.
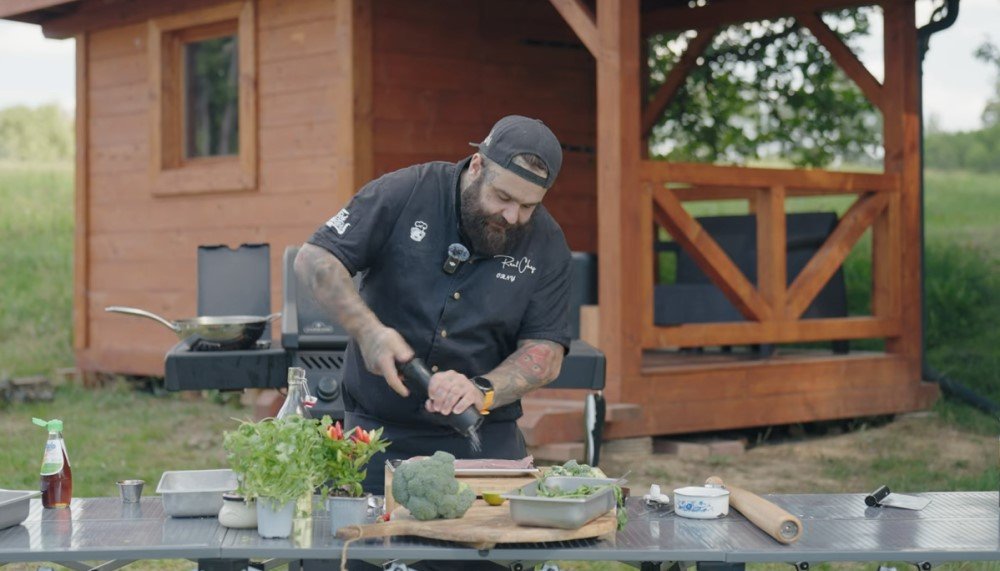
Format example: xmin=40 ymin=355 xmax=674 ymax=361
xmin=474 ymin=376 xmax=493 ymax=392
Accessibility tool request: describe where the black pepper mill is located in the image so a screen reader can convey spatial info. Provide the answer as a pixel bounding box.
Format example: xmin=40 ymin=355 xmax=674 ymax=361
xmin=399 ymin=358 xmax=483 ymax=445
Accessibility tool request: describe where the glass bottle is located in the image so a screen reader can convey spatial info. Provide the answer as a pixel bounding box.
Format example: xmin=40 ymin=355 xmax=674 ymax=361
xmin=276 ymin=367 xmax=315 ymax=419
xmin=32 ymin=418 xmax=73 ymax=509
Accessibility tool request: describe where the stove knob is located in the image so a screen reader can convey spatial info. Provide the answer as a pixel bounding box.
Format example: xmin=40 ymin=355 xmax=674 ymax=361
xmin=316 ymin=376 xmax=340 ymax=401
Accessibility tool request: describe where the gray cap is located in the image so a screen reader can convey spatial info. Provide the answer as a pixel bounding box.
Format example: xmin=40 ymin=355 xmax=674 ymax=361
xmin=471 ymin=115 xmax=563 ymax=189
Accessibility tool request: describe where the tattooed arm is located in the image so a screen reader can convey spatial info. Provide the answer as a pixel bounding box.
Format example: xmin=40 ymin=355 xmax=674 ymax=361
xmin=293 ymin=243 xmax=414 ymax=396
xmin=424 ymin=339 xmax=564 ymax=416
xmin=485 ymin=339 xmax=565 ymax=408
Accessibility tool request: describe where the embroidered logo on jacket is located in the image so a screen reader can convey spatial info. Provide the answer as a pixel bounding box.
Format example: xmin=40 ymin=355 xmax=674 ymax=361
xmin=494 ymin=255 xmax=536 ymax=283
xmin=326 ymin=209 xmax=351 ymax=235
xmin=410 ymin=221 xmax=428 ymax=242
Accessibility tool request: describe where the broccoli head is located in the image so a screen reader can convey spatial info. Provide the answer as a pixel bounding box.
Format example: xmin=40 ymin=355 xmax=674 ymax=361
xmin=391 ymin=451 xmax=475 ymax=520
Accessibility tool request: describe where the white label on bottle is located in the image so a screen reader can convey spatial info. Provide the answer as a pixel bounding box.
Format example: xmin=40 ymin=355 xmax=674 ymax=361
xmin=40 ymin=440 xmax=64 ymax=476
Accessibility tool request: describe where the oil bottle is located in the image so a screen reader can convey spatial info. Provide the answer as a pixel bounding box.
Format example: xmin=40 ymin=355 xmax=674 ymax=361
xmin=33 ymin=418 xmax=73 ymax=509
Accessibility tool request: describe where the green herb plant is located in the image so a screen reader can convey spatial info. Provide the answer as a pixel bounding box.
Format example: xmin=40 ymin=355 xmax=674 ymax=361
xmin=223 ymin=415 xmax=327 ymax=508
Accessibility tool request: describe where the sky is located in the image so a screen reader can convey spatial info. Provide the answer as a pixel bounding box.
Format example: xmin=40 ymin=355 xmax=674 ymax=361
xmin=0 ymin=0 xmax=997 ymax=132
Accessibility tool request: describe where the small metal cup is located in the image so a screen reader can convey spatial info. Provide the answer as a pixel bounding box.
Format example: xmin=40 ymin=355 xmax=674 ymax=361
xmin=117 ymin=479 xmax=145 ymax=503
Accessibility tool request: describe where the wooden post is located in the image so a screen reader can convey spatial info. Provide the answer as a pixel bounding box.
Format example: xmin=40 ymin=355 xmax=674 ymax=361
xmin=74 ymin=32 xmax=89 ymax=351
xmin=596 ymin=0 xmax=642 ymax=400
xmin=335 ymin=0 xmax=373 ymax=204
xmin=881 ymin=0 xmax=921 ymax=376
xmin=756 ymin=186 xmax=787 ymax=317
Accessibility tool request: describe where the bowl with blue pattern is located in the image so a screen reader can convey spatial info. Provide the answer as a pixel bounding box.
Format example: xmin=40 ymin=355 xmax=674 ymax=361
xmin=673 ymin=486 xmax=730 ymax=519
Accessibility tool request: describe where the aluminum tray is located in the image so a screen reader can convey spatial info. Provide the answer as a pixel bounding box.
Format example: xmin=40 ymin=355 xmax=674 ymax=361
xmin=0 ymin=490 xmax=41 ymax=530
xmin=502 ymin=476 xmax=618 ymax=530
xmin=156 ymin=469 xmax=237 ymax=517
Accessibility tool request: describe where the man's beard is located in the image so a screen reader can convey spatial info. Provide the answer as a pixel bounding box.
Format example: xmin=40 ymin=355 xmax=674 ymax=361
xmin=460 ymin=173 xmax=531 ymax=256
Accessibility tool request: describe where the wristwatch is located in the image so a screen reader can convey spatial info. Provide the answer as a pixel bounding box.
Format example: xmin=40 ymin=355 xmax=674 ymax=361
xmin=471 ymin=376 xmax=495 ymax=415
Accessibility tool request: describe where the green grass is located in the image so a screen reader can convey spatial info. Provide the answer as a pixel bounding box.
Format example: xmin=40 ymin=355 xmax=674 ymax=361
xmin=0 ymin=161 xmax=75 ymax=378
xmin=0 ymin=163 xmax=998 ymax=571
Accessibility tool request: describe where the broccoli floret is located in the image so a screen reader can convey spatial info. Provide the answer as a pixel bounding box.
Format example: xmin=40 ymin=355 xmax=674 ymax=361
xmin=391 ymin=451 xmax=475 ymax=520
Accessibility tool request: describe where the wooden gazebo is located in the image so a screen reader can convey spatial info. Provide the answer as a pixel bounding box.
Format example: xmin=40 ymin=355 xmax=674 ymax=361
xmin=2 ymin=0 xmax=937 ymax=448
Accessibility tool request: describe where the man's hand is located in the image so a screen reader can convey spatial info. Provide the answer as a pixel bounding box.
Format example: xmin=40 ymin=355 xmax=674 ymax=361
xmin=424 ymin=370 xmax=483 ymax=415
xmin=357 ymin=324 xmax=414 ymax=397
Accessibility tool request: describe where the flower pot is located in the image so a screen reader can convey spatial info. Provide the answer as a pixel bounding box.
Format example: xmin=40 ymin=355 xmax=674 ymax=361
xmin=326 ymin=494 xmax=370 ymax=534
xmin=256 ymin=497 xmax=295 ymax=538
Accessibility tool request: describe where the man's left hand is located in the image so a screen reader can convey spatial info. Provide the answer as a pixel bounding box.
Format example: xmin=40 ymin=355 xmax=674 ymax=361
xmin=425 ymin=370 xmax=483 ymax=416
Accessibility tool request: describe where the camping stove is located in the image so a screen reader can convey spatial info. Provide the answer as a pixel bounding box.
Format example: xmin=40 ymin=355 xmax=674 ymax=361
xmin=162 ymin=244 xmax=348 ymax=421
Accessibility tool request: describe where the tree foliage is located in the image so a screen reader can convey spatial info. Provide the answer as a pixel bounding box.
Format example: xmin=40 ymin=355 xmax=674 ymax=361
xmin=974 ymin=38 xmax=1000 ymax=127
xmin=0 ymin=104 xmax=73 ymax=162
xmin=647 ymin=8 xmax=881 ymax=168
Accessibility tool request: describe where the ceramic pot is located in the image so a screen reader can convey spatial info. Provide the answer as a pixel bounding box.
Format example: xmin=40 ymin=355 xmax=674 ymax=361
xmin=673 ymin=486 xmax=730 ymax=519
xmin=326 ymin=494 xmax=370 ymax=534
xmin=256 ymin=497 xmax=295 ymax=538
xmin=218 ymin=493 xmax=257 ymax=529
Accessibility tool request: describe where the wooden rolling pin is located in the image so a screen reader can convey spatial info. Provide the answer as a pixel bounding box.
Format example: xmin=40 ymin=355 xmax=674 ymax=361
xmin=705 ymin=476 xmax=802 ymax=544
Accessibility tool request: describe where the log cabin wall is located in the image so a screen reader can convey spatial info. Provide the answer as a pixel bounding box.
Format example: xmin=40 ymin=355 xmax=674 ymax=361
xmin=369 ymin=0 xmax=597 ymax=251
xmin=77 ymin=0 xmax=360 ymax=376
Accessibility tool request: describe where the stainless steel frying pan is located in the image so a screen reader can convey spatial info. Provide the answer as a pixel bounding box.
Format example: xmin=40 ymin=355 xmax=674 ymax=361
xmin=105 ymin=306 xmax=281 ymax=349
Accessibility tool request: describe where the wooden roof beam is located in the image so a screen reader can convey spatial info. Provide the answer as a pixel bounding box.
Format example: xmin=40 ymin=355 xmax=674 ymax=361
xmin=785 ymin=192 xmax=890 ymax=319
xmin=641 ymin=27 xmax=717 ymax=139
xmin=798 ymin=12 xmax=884 ymax=111
xmin=549 ymin=0 xmax=599 ymax=58
xmin=653 ymin=189 xmax=773 ymax=322
xmin=642 ymin=0 xmax=877 ymax=34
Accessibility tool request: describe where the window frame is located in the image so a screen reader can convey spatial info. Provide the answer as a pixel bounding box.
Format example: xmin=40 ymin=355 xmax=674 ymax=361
xmin=148 ymin=1 xmax=256 ymax=196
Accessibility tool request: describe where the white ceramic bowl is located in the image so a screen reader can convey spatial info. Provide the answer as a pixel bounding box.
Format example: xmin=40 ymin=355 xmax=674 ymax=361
xmin=673 ymin=486 xmax=730 ymax=519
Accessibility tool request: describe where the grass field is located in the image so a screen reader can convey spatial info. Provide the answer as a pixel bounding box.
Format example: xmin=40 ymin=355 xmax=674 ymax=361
xmin=1 ymin=162 xmax=998 ymax=570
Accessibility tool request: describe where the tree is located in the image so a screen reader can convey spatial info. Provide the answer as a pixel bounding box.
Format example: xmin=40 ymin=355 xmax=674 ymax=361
xmin=647 ymin=8 xmax=881 ymax=168
xmin=974 ymin=38 xmax=1000 ymax=127
xmin=0 ymin=104 xmax=73 ymax=162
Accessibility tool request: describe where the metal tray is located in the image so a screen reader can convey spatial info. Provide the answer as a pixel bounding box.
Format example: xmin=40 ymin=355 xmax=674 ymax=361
xmin=502 ymin=476 xmax=618 ymax=530
xmin=155 ymin=469 xmax=237 ymax=517
xmin=0 ymin=490 xmax=41 ymax=530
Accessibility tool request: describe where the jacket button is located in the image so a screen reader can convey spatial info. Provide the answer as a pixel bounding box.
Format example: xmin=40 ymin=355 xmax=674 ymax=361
xmin=453 ymin=292 xmax=461 ymax=300
xmin=440 ymin=329 xmax=448 ymax=338
xmin=431 ymin=365 xmax=439 ymax=373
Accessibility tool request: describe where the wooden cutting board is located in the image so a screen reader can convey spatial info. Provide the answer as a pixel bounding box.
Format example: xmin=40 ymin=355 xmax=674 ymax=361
xmin=336 ymin=500 xmax=617 ymax=549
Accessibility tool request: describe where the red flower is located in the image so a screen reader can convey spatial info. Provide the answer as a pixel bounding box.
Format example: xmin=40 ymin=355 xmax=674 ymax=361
xmin=327 ymin=421 xmax=344 ymax=440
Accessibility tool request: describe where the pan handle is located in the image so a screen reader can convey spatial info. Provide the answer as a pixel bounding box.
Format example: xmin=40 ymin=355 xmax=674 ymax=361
xmin=105 ymin=306 xmax=181 ymax=332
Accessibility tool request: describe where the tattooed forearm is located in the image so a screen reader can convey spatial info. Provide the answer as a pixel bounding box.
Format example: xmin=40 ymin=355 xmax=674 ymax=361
xmin=294 ymin=243 xmax=381 ymax=338
xmin=484 ymin=339 xmax=564 ymax=408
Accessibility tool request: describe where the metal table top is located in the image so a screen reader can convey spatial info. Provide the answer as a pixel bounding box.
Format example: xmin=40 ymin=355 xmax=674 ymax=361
xmin=1 ymin=493 xmax=997 ymax=565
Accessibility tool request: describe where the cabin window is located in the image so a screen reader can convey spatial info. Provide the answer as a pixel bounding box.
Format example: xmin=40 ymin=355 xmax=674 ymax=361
xmin=149 ymin=1 xmax=256 ymax=195
xmin=185 ymin=33 xmax=239 ymax=158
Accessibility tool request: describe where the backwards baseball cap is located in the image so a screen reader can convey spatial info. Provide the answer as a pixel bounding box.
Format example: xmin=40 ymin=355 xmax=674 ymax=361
xmin=470 ymin=115 xmax=563 ymax=189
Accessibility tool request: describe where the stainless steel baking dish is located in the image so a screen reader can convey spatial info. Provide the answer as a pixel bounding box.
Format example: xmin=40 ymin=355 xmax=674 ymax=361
xmin=502 ymin=476 xmax=618 ymax=530
xmin=0 ymin=490 xmax=41 ymax=530
xmin=155 ymin=469 xmax=237 ymax=517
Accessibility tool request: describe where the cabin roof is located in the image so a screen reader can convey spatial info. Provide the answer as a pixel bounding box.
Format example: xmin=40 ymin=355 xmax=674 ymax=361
xmin=0 ymin=0 xmax=78 ymax=24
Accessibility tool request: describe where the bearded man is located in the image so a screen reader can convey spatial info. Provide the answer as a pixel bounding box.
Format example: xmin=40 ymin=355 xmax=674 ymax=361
xmin=295 ymin=115 xmax=571 ymax=494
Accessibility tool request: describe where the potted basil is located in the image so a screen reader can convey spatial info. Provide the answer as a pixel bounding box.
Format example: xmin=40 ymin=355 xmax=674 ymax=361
xmin=223 ymin=415 xmax=326 ymax=538
xmin=320 ymin=419 xmax=389 ymax=532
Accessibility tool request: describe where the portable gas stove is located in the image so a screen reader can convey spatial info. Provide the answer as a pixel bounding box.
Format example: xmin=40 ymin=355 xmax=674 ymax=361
xmin=163 ymin=244 xmax=348 ymax=420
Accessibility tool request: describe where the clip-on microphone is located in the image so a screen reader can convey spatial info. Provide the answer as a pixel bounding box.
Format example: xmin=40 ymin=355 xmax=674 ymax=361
xmin=442 ymin=243 xmax=470 ymax=274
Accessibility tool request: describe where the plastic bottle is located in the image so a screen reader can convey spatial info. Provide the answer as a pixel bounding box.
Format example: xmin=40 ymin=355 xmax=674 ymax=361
xmin=32 ymin=418 xmax=73 ymax=509
xmin=276 ymin=367 xmax=316 ymax=419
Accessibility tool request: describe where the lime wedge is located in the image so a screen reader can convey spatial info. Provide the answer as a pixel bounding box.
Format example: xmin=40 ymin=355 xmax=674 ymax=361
xmin=482 ymin=492 xmax=505 ymax=506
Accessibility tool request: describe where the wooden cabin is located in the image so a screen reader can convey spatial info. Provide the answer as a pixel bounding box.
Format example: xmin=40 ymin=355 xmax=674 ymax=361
xmin=3 ymin=0 xmax=938 ymax=449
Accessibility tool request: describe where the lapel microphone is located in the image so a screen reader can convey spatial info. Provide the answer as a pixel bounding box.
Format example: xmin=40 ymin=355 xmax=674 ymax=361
xmin=443 ymin=243 xmax=470 ymax=274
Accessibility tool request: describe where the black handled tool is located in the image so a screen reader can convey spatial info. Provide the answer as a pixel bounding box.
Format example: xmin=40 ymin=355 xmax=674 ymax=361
xmin=398 ymin=358 xmax=483 ymax=444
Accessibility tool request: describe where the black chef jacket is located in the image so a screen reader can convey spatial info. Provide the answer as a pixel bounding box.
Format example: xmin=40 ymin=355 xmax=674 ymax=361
xmin=308 ymin=156 xmax=572 ymax=432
